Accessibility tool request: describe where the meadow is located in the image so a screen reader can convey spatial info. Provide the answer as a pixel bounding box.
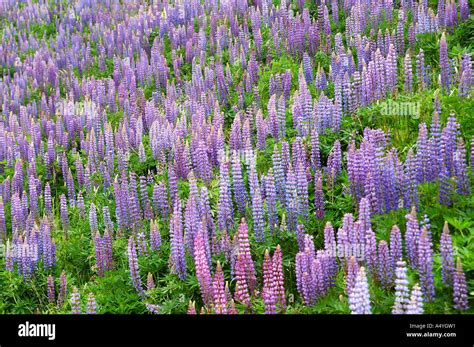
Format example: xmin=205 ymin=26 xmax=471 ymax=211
xmin=0 ymin=0 xmax=473 ymax=315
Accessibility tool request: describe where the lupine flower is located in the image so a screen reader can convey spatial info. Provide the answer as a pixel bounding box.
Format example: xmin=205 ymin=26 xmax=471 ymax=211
xmin=439 ymin=165 xmax=454 ymax=206
xmin=170 ymin=198 xmax=187 ymax=280
xmin=377 ymin=241 xmax=392 ymax=288
xmin=262 ymin=250 xmax=276 ymax=314
xmin=47 ymin=275 xmax=55 ymax=304
xmin=147 ymin=272 xmax=155 ymax=291
xmin=150 ymin=220 xmax=162 ymax=251
xmin=194 ymin=229 xmax=213 ymax=306
xmin=314 ymin=171 xmax=325 ymax=220
xmin=145 ymin=303 xmax=161 ymax=315
xmin=404 ymin=51 xmax=413 ymax=93
xmin=127 ymin=236 xmax=144 ymax=297
xmin=60 ymin=194 xmax=69 ymax=237
xmin=272 ymin=245 xmax=286 ymax=311
xmin=234 ymin=254 xmax=251 ymax=309
xmin=440 ymin=32 xmax=450 ymax=91
xmin=454 ymin=139 xmax=470 ymax=196
xmin=364 ymin=229 xmax=378 ymax=279
xmin=417 ymin=228 xmax=435 ymax=302
xmin=235 ymin=218 xmax=256 ymax=294
xmin=70 ymin=287 xmax=81 ymax=314
xmin=406 ymin=284 xmax=424 ymax=314
xmin=251 ymin=183 xmax=265 ymax=243
xmin=348 ymin=267 xmax=371 ymax=314
xmin=392 ymin=261 xmax=410 ymax=314
xmin=57 ymin=270 xmax=67 ymax=307
xmin=346 ymin=256 xmax=360 ymax=295
xmin=218 ymin=161 xmax=234 ymax=233
xmin=94 ymin=232 xmax=105 ymax=277
xmin=440 ymin=222 xmax=455 ymax=286
xmin=212 ymin=261 xmax=227 ymax=314
xmin=453 ymin=258 xmax=468 ymax=311
xmin=86 ymin=293 xmax=97 ymax=314
xmin=389 ymin=225 xmax=403 ymax=269
xmin=405 ymin=207 xmax=420 ymax=268
xmin=187 ymin=301 xmax=197 ymax=314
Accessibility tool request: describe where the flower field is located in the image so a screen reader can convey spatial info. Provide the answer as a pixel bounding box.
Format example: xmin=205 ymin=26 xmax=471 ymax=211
xmin=0 ymin=0 xmax=473 ymax=315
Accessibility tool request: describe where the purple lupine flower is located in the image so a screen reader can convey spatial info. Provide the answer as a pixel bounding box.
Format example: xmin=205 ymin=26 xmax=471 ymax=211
xmin=272 ymin=145 xmax=286 ymax=207
xmin=103 ymin=207 xmax=114 ymax=234
xmin=147 ymin=272 xmax=155 ymax=291
xmin=453 ymin=258 xmax=469 ymax=311
xmin=57 ymin=270 xmax=67 ymax=307
xmin=285 ymin=165 xmax=297 ymax=231
xmin=265 ymin=169 xmax=279 ymax=235
xmin=403 ymin=150 xmax=419 ymax=210
xmin=194 ymin=228 xmax=213 ymax=307
xmin=256 ymin=110 xmax=266 ymax=150
xmin=44 ymin=183 xmax=52 ymax=216
xmin=137 ymin=232 xmax=148 ymax=257
xmin=153 ymin=182 xmax=169 ymax=220
xmin=348 ymin=267 xmax=371 ymax=314
xmin=392 ymin=260 xmax=410 ymax=314
xmin=127 ymin=236 xmax=144 ymax=297
xmin=86 ymin=293 xmax=97 ymax=314
xmin=251 ymin=182 xmax=265 ymax=243
xmin=439 ymin=164 xmax=454 ymax=206
xmin=358 ymin=197 xmax=372 ymax=233
xmin=218 ymin=161 xmax=234 ymax=233
xmin=405 ymin=207 xmax=420 ymax=268
xmin=377 ymin=241 xmax=393 ymax=288
xmin=346 ymin=256 xmax=360 ymax=295
xmin=188 ymin=301 xmax=197 ymax=315
xmin=364 ymin=229 xmax=378 ymax=279
xmin=314 ymin=171 xmax=325 ymax=220
xmin=234 ymin=254 xmax=251 ymax=309
xmin=326 ymin=140 xmax=342 ymax=179
xmin=296 ymin=224 xmax=306 ymax=251
xmin=70 ymin=287 xmax=81 ymax=314
xmin=302 ymin=52 xmax=313 ymax=84
xmin=272 ymin=245 xmax=286 ymax=311
xmin=150 ymin=220 xmax=162 ymax=251
xmin=416 ymin=49 xmax=426 ymax=91
xmin=60 ymin=194 xmax=69 ymax=237
xmin=47 ymin=275 xmax=55 ymax=304
xmin=103 ymin=230 xmax=113 ymax=271
xmin=454 ymin=139 xmax=470 ymax=196
xmin=459 ymin=0 xmax=469 ymax=21
xmin=212 ymin=261 xmax=227 ymax=314
xmin=390 ymin=225 xmax=403 ymax=269
xmin=417 ymin=228 xmax=435 ymax=302
xmin=263 ymin=249 xmax=276 ymax=314
xmin=145 ymin=303 xmax=160 ymax=314
xmin=168 ymin=165 xmax=178 ymax=204
xmin=440 ymin=32 xmax=450 ymax=91
xmin=89 ymin=203 xmax=98 ymax=234
xmin=94 ymin=232 xmax=105 ymax=277
xmin=235 ymin=218 xmax=256 ymax=294
xmin=231 ymin=152 xmax=247 ymax=215
xmin=406 ymin=284 xmax=424 ymax=314
xmin=440 ymin=222 xmax=455 ymax=286
xmin=311 ymin=130 xmax=321 ymax=171
xmin=404 ymin=51 xmax=413 ymax=93
xmin=170 ymin=198 xmax=187 ymax=280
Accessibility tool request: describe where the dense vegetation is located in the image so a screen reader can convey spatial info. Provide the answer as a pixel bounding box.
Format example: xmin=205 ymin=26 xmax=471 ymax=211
xmin=0 ymin=0 xmax=473 ymax=314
